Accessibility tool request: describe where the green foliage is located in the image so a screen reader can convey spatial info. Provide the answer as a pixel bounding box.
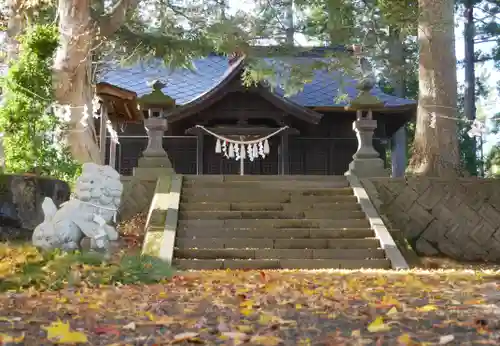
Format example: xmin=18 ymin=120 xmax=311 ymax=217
xmin=0 ymin=243 xmax=174 ymax=292
xmin=485 ymin=144 xmax=500 ymax=177
xmin=457 ymin=117 xmax=480 ymax=176
xmin=116 ymin=254 xmax=174 ymax=284
xmin=0 ymin=24 xmax=80 ymax=182
xmin=375 ymin=0 xmax=418 ymax=34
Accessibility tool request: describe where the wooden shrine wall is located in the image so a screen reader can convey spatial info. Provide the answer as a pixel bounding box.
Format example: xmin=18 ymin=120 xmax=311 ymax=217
xmin=202 ymin=136 xmax=280 ymax=175
xmin=105 ymin=88 xmax=393 ymax=175
xmin=288 ymin=137 xmax=386 ymax=175
xmin=105 ymin=136 xmax=197 ymax=176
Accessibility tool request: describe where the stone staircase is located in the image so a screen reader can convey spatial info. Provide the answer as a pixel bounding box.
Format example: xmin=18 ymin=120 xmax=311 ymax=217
xmin=173 ymin=175 xmax=393 ymax=270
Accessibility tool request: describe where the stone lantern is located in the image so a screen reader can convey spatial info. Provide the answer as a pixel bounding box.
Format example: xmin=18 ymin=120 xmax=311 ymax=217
xmin=345 ymin=83 xmax=388 ymax=178
xmin=133 ymin=80 xmax=176 ymax=179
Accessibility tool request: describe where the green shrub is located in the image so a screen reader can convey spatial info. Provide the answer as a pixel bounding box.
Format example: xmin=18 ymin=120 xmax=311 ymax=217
xmin=0 ymin=24 xmax=80 ymax=182
xmin=0 ymin=243 xmax=174 ymax=292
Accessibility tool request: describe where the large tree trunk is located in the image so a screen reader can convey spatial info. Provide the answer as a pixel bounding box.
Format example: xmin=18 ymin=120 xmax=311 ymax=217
xmin=5 ymin=0 xmax=24 ymax=61
xmin=52 ymin=0 xmax=101 ymax=164
xmin=407 ymin=0 xmax=460 ymax=177
xmin=52 ymin=0 xmax=139 ymax=164
xmin=463 ymin=0 xmax=479 ymax=174
xmin=388 ymin=27 xmax=407 ymax=177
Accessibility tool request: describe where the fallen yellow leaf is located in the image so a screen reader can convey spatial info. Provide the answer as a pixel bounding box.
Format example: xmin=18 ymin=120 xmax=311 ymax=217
xmin=381 ymin=296 xmax=401 ymax=307
xmin=0 ymin=333 xmax=24 ymax=343
xmin=42 ymin=320 xmax=87 ymax=344
xmin=145 ymin=311 xmax=155 ymax=321
xmin=240 ymin=308 xmax=253 ymax=316
xmin=387 ymin=307 xmax=398 ymax=315
xmin=367 ymin=316 xmax=391 ymax=333
xmin=258 ymin=313 xmax=273 ymax=325
xmin=250 ymin=335 xmax=284 ymax=346
xmin=237 ymin=325 xmax=253 ymax=333
xmin=240 ymin=300 xmax=254 ymax=308
xmin=42 ymin=320 xmax=69 ymax=340
xmin=397 ymin=333 xmax=412 ymax=345
xmin=417 ymin=305 xmax=438 ymax=312
xmin=57 ymin=330 xmax=88 ymax=344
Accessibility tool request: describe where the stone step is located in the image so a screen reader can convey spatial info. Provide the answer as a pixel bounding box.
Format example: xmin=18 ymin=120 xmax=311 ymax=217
xmin=303 ymin=210 xmax=366 ymax=219
xmin=174 ymin=248 xmax=385 ymax=260
xmin=178 ymin=210 xmax=366 ymax=220
xmin=177 ymin=218 xmax=370 ymax=230
xmin=291 ymin=195 xmax=358 ymax=203
xmin=173 ymin=258 xmax=391 ymax=270
xmin=285 ymin=202 xmax=362 ymax=212
xmin=182 ymin=181 xmax=350 ymax=189
xmin=182 ymin=175 xmax=348 ymax=183
xmin=175 ymin=237 xmax=379 ymax=249
xmin=176 ymin=227 xmax=375 ymax=239
xmin=179 ymin=201 xmax=361 ymax=212
xmin=179 ymin=202 xmax=284 ymax=211
xmin=181 ymin=192 xmax=291 ymax=203
xmin=181 ymin=193 xmax=357 ymax=203
xmin=181 ymin=187 xmax=354 ymax=198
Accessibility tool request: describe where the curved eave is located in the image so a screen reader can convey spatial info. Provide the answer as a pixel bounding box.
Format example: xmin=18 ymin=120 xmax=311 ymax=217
xmin=95 ymin=82 xmax=142 ymax=122
xmin=167 ymin=57 xmax=323 ymax=125
xmin=256 ymin=86 xmax=323 ymax=124
xmin=167 ymin=56 xmax=247 ymax=123
xmin=312 ymin=103 xmax=417 ymax=115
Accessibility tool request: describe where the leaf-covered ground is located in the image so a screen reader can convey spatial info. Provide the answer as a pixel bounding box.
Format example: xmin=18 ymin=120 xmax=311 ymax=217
xmin=1 ymin=270 xmax=500 ymax=345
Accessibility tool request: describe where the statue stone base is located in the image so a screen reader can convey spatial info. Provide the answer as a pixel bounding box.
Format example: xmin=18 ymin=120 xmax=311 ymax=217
xmin=345 ymin=158 xmax=387 ymax=178
xmin=133 ymin=167 xmax=174 ymax=180
xmin=32 ymin=163 xmax=123 ymax=255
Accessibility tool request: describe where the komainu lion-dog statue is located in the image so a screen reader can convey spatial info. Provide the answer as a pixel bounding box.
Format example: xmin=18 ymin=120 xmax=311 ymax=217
xmin=32 ymin=163 xmax=123 ymax=254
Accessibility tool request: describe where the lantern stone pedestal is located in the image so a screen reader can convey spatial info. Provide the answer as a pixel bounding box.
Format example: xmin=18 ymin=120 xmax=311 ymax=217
xmin=132 ymin=80 xmax=176 ymax=180
xmin=133 ymin=117 xmax=174 ymax=179
xmin=345 ymin=110 xmax=388 ymax=178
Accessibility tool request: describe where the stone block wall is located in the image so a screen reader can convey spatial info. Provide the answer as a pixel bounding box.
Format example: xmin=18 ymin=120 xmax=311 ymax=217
xmin=362 ymin=177 xmax=500 ymax=262
xmin=119 ymin=176 xmax=157 ymax=222
xmin=0 ymin=174 xmax=70 ymax=240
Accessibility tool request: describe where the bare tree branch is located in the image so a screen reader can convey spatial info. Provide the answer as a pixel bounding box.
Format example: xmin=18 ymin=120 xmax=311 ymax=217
xmin=97 ymin=0 xmax=140 ymax=37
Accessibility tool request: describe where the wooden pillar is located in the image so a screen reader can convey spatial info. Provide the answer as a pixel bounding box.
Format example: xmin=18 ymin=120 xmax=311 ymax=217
xmin=196 ymin=133 xmax=204 ymax=175
xmin=280 ymin=134 xmax=290 ymax=175
xmin=108 ymin=121 xmax=117 ymax=169
xmin=99 ymin=103 xmax=108 ymax=165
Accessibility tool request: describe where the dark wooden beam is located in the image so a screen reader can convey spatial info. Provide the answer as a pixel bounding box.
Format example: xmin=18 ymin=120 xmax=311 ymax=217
xmin=186 ymin=126 xmax=299 ymax=136
xmin=96 ymin=82 xmax=137 ymax=100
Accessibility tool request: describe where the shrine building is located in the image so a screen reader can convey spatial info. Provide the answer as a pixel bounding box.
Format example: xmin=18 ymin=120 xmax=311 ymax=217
xmin=94 ymin=47 xmax=416 ymax=176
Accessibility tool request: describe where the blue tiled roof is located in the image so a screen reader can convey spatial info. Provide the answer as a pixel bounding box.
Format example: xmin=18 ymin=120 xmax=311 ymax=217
xmin=99 ymin=56 xmax=416 ymax=108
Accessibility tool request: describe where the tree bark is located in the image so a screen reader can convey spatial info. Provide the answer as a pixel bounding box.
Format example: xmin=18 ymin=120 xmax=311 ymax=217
xmin=407 ymin=0 xmax=460 ymax=177
xmin=97 ymin=0 xmax=139 ymax=37
xmin=463 ymin=1 xmax=475 ymax=121
xmin=5 ymin=0 xmax=24 ymax=61
xmin=53 ymin=0 xmax=101 ymax=163
xmin=463 ymin=0 xmax=479 ymax=174
xmin=388 ymin=27 xmax=407 ymax=177
xmin=53 ymin=0 xmax=139 ymax=164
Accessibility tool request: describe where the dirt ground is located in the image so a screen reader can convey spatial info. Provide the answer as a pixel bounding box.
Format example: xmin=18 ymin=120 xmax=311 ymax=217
xmin=2 ymin=214 xmax=500 ymax=345
xmin=2 ymin=270 xmax=500 ymax=345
